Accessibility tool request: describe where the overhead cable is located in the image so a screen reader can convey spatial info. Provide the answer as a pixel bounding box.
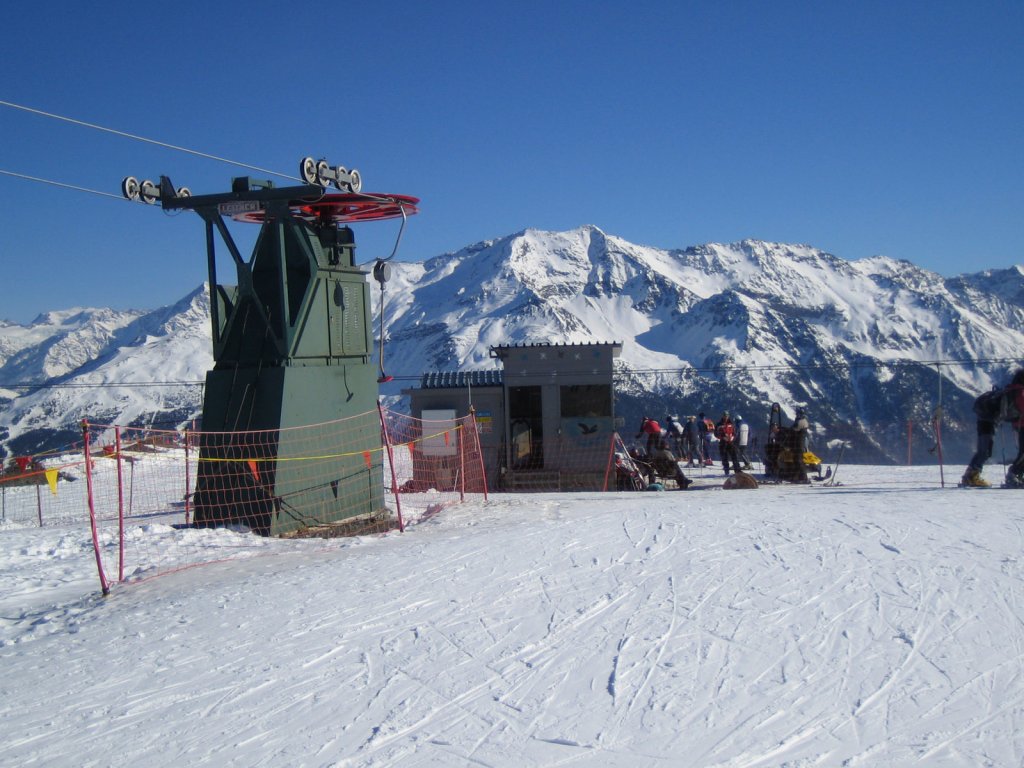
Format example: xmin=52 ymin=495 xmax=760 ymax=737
xmin=0 ymin=168 xmax=126 ymax=200
xmin=0 ymin=99 xmax=300 ymax=182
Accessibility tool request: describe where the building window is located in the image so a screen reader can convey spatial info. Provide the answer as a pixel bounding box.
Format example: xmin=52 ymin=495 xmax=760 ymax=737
xmin=560 ymin=385 xmax=611 ymax=418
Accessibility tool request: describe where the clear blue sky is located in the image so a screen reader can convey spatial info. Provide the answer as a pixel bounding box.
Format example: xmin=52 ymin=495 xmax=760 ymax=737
xmin=1 ymin=1 xmax=1021 ymax=324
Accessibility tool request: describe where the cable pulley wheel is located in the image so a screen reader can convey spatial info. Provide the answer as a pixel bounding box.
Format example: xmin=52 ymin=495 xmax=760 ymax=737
xmin=299 ymin=156 xmax=318 ymax=186
xmin=332 ymin=166 xmax=348 ymax=191
xmin=139 ymin=179 xmax=159 ymax=205
xmin=316 ymin=160 xmax=332 ymax=187
xmin=121 ymin=176 xmax=140 ymax=201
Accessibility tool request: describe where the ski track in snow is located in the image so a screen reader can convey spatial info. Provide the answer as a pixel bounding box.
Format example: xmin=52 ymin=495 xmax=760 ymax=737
xmin=2 ymin=466 xmax=1024 ymax=766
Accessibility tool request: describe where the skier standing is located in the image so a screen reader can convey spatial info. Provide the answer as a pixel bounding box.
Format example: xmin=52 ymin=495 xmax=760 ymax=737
xmin=962 ymin=392 xmax=1001 ymax=488
xmin=763 ymin=403 xmax=784 ymax=479
xmin=1005 ymin=369 xmax=1024 ymax=488
xmin=664 ymin=414 xmax=686 ymax=458
xmin=699 ymin=412 xmax=715 ymax=466
xmin=962 ymin=369 xmax=1024 ymax=488
xmin=683 ymin=415 xmax=702 ymax=467
xmin=735 ymin=414 xmax=752 ymax=470
xmin=715 ymin=412 xmax=739 ymax=475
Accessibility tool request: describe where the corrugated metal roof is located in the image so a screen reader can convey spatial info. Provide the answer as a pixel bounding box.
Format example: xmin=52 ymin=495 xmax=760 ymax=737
xmin=489 ymin=341 xmax=623 ymax=358
xmin=419 ymin=370 xmax=504 ymax=389
xmin=490 ymin=341 xmax=623 ymax=350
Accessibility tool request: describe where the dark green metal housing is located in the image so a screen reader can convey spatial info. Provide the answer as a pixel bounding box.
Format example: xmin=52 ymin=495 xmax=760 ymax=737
xmin=161 ymin=177 xmax=383 ymax=535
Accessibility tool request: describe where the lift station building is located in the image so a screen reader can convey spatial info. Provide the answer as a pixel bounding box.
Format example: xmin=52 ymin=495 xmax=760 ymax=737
xmin=403 ymin=342 xmax=622 ymax=491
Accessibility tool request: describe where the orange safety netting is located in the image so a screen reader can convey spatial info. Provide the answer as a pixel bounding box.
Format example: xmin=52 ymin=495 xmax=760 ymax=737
xmin=1 ymin=408 xmax=488 ymax=593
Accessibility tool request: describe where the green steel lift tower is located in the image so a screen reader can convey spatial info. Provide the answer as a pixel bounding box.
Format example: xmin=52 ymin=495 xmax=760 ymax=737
xmin=122 ymin=160 xmax=418 ymax=534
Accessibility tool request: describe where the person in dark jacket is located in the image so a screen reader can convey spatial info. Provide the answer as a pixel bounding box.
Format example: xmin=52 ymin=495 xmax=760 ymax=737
xmin=964 ymin=369 xmax=1024 ymax=488
xmin=664 ymin=414 xmax=685 ymax=458
xmin=682 ymin=415 xmax=702 ymax=467
xmin=963 ymin=394 xmax=1001 ymax=488
xmin=699 ymin=412 xmax=715 ymax=466
xmin=1005 ymin=369 xmax=1024 ymax=488
xmin=650 ymin=437 xmax=692 ymax=489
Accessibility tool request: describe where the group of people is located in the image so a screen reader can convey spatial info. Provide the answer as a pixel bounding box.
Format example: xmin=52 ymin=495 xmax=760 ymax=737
xmin=618 ymin=369 xmax=1024 ymax=493
xmin=614 ymin=370 xmax=1024 ymax=493
xmin=962 ymin=369 xmax=1024 ymax=488
xmin=624 ymin=402 xmax=817 ymax=490
xmin=632 ymin=411 xmax=756 ymax=481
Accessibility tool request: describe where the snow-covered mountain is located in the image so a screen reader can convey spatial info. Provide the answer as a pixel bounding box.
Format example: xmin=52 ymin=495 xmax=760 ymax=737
xmin=0 ymin=287 xmax=212 ymax=454
xmin=380 ymin=227 xmax=1023 ymax=461
xmin=2 ymin=227 xmax=1022 ymax=462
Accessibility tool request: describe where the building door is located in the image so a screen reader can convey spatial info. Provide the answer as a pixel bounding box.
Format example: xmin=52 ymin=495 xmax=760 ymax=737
xmin=509 ymin=386 xmax=543 ymax=469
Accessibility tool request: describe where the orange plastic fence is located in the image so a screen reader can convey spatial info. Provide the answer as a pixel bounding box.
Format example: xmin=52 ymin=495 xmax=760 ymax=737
xmin=1 ymin=409 xmax=488 ymax=593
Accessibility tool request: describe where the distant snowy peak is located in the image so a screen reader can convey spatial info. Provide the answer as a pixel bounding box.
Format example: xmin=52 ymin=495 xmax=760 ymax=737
xmin=0 ymin=288 xmax=214 ymax=451
xmin=851 ymin=253 xmax=919 ymax=278
xmin=0 ymin=306 xmax=148 ymax=381
xmin=949 ymin=263 xmax=1024 ymax=302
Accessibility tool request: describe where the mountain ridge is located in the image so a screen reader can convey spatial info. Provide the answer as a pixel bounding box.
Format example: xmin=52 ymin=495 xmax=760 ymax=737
xmin=2 ymin=227 xmax=1022 ymax=463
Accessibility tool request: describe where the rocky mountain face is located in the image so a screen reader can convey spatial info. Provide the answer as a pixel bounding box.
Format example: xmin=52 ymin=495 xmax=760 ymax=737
xmin=2 ymin=227 xmax=1022 ymax=463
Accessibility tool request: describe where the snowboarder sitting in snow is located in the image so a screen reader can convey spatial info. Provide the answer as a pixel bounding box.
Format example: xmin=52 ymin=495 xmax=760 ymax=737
xmin=962 ymin=369 xmax=1024 ymax=488
xmin=649 ymin=438 xmax=693 ymax=489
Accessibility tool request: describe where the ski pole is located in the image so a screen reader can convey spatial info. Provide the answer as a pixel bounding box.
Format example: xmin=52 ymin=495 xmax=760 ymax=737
xmin=826 ymin=443 xmax=846 ymax=486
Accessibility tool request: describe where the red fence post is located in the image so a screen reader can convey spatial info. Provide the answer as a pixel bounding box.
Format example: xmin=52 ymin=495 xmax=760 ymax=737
xmin=458 ymin=425 xmax=466 ymax=502
xmin=115 ymin=426 xmax=125 ymax=583
xmin=82 ymin=421 xmax=110 ymax=596
xmin=183 ymin=427 xmax=192 ymax=526
xmin=603 ymin=432 xmax=618 ymax=492
xmin=469 ymin=407 xmax=488 ymax=500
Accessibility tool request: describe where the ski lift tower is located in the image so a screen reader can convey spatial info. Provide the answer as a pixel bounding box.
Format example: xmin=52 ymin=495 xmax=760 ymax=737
xmin=121 ymin=159 xmax=418 ymax=535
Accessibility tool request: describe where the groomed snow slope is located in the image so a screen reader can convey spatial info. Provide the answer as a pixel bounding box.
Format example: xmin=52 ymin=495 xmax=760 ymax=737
xmin=2 ymin=465 xmax=1023 ymax=767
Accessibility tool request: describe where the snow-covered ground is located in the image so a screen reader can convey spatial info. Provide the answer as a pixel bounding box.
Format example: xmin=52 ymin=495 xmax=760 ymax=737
xmin=2 ymin=465 xmax=1023 ymax=767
